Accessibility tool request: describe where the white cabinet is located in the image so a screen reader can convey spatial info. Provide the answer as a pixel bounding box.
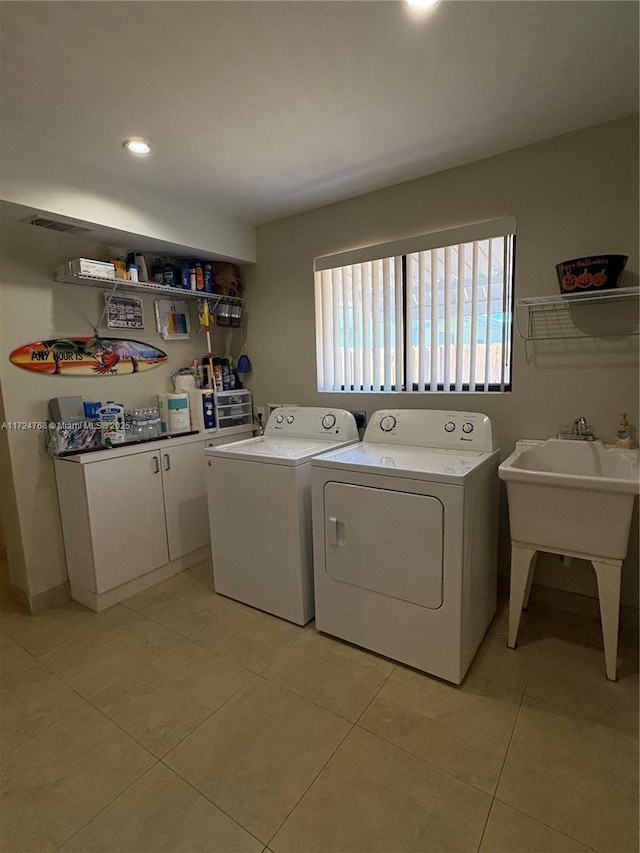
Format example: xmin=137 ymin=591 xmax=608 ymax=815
xmin=83 ymin=451 xmax=169 ymax=590
xmin=54 ymin=432 xmax=251 ymax=611
xmin=162 ymin=441 xmax=210 ymax=561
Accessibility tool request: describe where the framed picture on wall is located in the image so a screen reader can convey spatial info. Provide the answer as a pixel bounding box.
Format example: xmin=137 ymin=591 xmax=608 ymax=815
xmin=154 ymin=299 xmax=191 ymax=340
xmin=105 ymin=293 xmax=144 ymax=330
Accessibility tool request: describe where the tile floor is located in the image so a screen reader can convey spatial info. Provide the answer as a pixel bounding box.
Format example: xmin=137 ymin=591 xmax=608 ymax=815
xmin=0 ymin=560 xmax=637 ymax=853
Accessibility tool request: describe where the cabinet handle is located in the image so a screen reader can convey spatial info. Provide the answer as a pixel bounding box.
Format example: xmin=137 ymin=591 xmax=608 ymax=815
xmin=163 ymin=453 xmax=171 ymax=471
xmin=152 ymin=456 xmax=160 ymax=474
xmin=328 ymin=516 xmax=345 ymax=546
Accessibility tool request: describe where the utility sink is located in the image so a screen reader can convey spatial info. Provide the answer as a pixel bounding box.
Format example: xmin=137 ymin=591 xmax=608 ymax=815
xmin=500 ymin=437 xmax=638 ymax=682
xmin=499 ymin=438 xmax=638 ymax=559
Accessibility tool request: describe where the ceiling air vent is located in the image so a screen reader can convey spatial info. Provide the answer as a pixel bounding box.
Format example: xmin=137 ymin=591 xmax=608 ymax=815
xmin=23 ymin=215 xmax=93 ymax=235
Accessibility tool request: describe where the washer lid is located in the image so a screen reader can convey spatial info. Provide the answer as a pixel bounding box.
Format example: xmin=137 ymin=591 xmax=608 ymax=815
xmin=311 ymin=441 xmax=498 ymax=483
xmin=205 ymin=435 xmax=357 ymax=466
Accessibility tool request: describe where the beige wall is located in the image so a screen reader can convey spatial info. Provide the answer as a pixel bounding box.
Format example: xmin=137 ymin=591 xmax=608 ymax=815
xmin=243 ymin=116 xmax=639 ymax=607
xmin=0 ymin=378 xmax=27 ymax=591
xmin=0 ymin=223 xmax=241 ymax=599
xmin=0 ymin=116 xmax=637 ymax=609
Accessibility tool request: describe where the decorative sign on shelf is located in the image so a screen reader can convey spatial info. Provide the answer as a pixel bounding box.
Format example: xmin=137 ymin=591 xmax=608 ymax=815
xmin=154 ymin=299 xmax=191 ymax=340
xmin=9 ymin=337 xmax=168 ymax=375
xmin=105 ymin=293 xmax=144 ymax=330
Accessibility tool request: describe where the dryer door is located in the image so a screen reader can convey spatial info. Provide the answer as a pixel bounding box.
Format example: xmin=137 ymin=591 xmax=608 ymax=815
xmin=323 ymin=482 xmax=444 ymax=608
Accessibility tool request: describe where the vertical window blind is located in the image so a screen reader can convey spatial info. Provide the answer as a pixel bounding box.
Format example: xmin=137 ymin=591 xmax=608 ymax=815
xmin=314 ymin=258 xmax=403 ymax=392
xmin=314 ymin=219 xmax=515 ymax=393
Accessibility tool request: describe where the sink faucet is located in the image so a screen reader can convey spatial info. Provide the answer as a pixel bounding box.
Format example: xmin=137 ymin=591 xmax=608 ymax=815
xmin=573 ymin=416 xmax=589 ymax=436
xmin=557 ymin=417 xmax=596 ymax=441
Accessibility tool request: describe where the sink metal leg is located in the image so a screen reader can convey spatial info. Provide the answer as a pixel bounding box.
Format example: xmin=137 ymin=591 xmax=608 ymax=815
xmin=508 ymin=544 xmax=538 ymax=649
xmin=591 ymin=559 xmax=622 ymax=682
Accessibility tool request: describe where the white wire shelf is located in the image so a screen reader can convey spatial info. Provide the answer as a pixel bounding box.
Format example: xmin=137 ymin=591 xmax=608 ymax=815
xmin=55 ymin=269 xmax=243 ymax=303
xmin=515 ymin=286 xmax=639 ymax=340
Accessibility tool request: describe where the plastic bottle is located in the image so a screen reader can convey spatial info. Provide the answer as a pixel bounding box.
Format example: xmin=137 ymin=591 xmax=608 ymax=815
xmin=180 ymin=260 xmax=190 ymax=290
xmin=204 ymin=263 xmax=213 ymax=293
xmin=149 ymin=407 xmax=162 ymax=438
xmin=189 ymin=263 xmax=197 ymax=291
xmin=221 ymin=359 xmax=231 ymax=390
xmin=131 ymin=408 xmax=143 ymax=439
xmin=195 ymin=261 xmax=205 ymax=291
xmin=615 ymin=413 xmax=633 ymax=448
xmin=124 ymin=410 xmax=135 ymax=443
xmin=134 ymin=253 xmax=148 ymax=282
xmin=98 ymin=401 xmax=126 ymax=446
xmin=212 ymin=358 xmax=224 ymax=392
xmin=153 ymin=258 xmax=164 ymax=284
xmin=127 ymin=263 xmax=138 ymax=283
xmin=163 ymin=260 xmax=177 ymax=287
xmin=227 ymin=361 xmax=236 ymax=389
xmin=144 ymin=408 xmax=157 ymax=440
xmin=140 ymin=408 xmax=150 ymax=439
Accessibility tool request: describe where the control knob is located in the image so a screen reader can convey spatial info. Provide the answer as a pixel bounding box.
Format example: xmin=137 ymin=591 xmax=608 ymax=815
xmin=286 ymin=415 xmax=295 ymax=424
xmin=444 ymin=421 xmax=456 ymax=432
xmin=276 ymin=414 xmax=284 ymax=424
xmin=380 ymin=415 xmax=396 ymax=432
xmin=321 ymin=414 xmax=336 ymax=430
xmin=462 ymin=422 xmax=474 ymax=434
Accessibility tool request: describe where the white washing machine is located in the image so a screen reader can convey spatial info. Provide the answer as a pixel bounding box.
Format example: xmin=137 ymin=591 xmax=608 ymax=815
xmin=205 ymin=407 xmax=359 ymax=625
xmin=312 ymin=409 xmax=500 ymax=683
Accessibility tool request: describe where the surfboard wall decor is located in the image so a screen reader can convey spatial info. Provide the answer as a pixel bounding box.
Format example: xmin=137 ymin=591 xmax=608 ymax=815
xmin=9 ymin=337 xmax=169 ymax=375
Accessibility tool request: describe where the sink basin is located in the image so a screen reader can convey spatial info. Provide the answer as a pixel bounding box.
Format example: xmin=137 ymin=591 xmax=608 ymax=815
xmin=499 ymin=439 xmax=639 ymax=559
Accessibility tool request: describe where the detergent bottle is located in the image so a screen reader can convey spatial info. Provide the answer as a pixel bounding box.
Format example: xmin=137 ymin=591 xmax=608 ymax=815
xmin=98 ymin=401 xmax=126 ymax=446
xmin=615 ymin=413 xmax=633 ymax=449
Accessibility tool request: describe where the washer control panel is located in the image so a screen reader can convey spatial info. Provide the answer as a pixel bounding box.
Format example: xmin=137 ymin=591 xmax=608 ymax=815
xmin=364 ymin=410 xmax=495 ymax=452
xmin=265 ymin=407 xmax=358 ymax=440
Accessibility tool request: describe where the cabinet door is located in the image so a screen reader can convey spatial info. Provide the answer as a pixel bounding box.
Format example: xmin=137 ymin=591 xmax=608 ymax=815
xmin=323 ymin=482 xmax=444 ymax=609
xmin=161 ymin=441 xmax=209 ymax=561
xmin=84 ymin=452 xmax=169 ymax=592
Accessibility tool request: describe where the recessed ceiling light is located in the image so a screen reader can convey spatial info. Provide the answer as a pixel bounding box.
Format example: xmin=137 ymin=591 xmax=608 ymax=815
xmin=123 ymin=138 xmax=151 ymax=156
xmin=406 ymin=0 xmax=440 ymax=11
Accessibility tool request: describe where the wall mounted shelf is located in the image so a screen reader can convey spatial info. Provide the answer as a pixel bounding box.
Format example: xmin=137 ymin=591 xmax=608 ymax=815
xmin=55 ymin=266 xmax=244 ymax=335
xmin=55 ymin=269 xmax=243 ymax=304
xmin=515 ymin=286 xmax=639 ymax=340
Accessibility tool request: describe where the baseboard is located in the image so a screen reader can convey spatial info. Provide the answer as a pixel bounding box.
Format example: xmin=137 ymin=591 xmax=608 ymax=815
xmin=8 ymin=582 xmax=31 ymax=613
xmin=28 ymin=581 xmax=71 ymax=614
xmin=69 ymin=546 xmax=210 ymax=612
xmin=5 ymin=580 xmax=72 ymax=615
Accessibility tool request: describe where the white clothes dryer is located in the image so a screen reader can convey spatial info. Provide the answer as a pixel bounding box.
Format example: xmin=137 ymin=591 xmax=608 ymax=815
xmin=205 ymin=407 xmax=358 ymax=625
xmin=312 ymin=409 xmax=500 ymax=683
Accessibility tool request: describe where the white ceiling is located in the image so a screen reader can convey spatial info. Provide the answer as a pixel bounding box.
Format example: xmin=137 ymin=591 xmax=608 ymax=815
xmin=1 ymin=1 xmax=638 ymax=227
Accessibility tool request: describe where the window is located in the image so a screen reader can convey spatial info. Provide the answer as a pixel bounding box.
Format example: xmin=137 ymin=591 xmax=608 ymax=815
xmin=314 ymin=219 xmax=515 ymax=393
